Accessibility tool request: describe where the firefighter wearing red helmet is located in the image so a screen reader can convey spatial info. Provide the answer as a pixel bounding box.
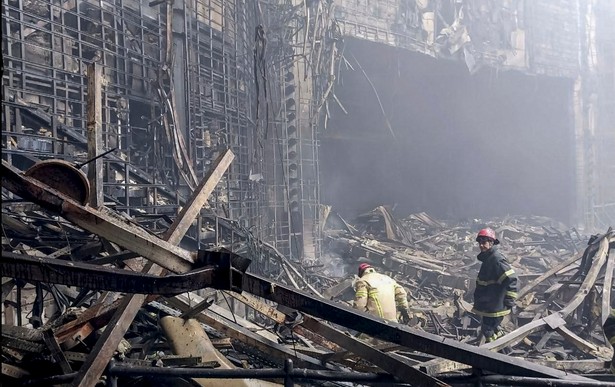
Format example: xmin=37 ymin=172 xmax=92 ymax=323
xmin=472 ymin=228 xmax=518 ymax=343
xmin=354 ymin=262 xmax=411 ymax=324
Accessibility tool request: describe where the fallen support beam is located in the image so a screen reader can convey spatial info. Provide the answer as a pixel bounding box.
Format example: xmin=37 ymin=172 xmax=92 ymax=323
xmin=240 ymin=273 xmax=590 ymax=380
xmin=601 ymin=245 xmax=615 ymax=325
xmin=1 ymin=251 xmax=242 ymax=296
xmin=42 ymin=329 xmax=72 ymax=374
xmin=300 ymin=315 xmax=448 ymax=386
xmin=483 ymin=313 xmax=567 ymax=352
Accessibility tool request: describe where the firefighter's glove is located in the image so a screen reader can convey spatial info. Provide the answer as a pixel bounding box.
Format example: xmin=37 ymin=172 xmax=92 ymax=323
xmin=399 ymin=308 xmax=411 ymax=324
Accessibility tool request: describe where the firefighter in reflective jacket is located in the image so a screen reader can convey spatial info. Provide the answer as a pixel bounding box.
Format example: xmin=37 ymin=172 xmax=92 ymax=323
xmin=603 ymin=308 xmax=615 ymax=374
xmin=472 ymin=228 xmax=518 ymax=342
xmin=354 ymin=263 xmax=411 ymax=323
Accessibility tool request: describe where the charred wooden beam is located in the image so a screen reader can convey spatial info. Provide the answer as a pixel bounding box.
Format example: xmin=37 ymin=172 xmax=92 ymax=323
xmin=559 ymin=232 xmax=612 ymax=317
xmin=159 ymin=316 xmax=280 ymax=387
xmin=517 ymin=253 xmax=583 ymax=299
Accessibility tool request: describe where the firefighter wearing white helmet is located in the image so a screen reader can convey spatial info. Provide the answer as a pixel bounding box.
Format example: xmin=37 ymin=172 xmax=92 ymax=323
xmin=472 ymin=228 xmax=518 ymax=343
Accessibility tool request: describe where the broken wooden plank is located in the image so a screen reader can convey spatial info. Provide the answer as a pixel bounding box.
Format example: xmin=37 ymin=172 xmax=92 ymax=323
xmin=159 ymin=316 xmax=280 ymax=387
xmin=555 ymin=325 xmax=599 ymax=354
xmin=517 ymin=253 xmax=582 ymax=299
xmin=559 ymin=233 xmax=613 ymax=318
xmin=483 ymin=313 xmax=567 ymax=352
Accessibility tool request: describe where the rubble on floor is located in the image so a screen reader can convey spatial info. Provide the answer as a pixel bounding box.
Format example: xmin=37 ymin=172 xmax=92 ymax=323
xmin=2 ymin=162 xmax=614 ymax=386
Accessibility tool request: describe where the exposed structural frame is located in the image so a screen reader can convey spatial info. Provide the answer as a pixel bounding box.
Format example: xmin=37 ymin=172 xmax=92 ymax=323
xmin=1 ymin=0 xmax=327 ymax=265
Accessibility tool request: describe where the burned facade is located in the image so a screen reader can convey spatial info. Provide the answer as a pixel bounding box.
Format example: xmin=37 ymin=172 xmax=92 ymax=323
xmin=2 ymin=0 xmax=615 ymax=386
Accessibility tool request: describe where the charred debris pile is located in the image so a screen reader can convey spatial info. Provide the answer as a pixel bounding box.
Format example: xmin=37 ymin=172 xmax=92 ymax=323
xmin=2 ymin=162 xmax=614 ymax=386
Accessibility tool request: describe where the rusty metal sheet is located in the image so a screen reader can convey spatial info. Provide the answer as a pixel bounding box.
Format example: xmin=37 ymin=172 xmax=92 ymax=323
xmin=24 ymin=159 xmax=90 ymax=205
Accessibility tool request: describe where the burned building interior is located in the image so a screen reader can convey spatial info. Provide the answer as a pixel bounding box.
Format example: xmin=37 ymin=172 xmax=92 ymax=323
xmin=1 ymin=0 xmax=615 ymax=386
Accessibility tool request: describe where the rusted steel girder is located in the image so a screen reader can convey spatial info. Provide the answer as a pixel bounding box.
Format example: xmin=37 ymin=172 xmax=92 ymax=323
xmin=241 ymin=273 xmax=590 ymax=381
xmin=1 ymin=251 xmax=247 ymax=296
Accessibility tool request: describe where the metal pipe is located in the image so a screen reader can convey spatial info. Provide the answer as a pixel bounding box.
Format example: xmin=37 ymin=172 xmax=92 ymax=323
xmin=107 ymin=364 xmax=399 ymax=384
xmin=284 ymin=359 xmax=294 ymax=387
xmin=22 ymin=372 xmax=77 ymax=386
xmin=74 ymin=147 xmax=117 ymax=169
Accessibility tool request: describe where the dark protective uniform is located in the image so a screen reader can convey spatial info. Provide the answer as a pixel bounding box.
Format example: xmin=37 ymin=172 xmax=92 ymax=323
xmin=604 ymin=308 xmax=615 ymax=374
xmin=472 ymin=247 xmax=518 ymax=342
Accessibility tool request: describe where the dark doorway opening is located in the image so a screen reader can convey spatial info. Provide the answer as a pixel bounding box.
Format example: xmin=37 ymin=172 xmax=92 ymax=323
xmin=321 ymin=38 xmax=575 ymax=223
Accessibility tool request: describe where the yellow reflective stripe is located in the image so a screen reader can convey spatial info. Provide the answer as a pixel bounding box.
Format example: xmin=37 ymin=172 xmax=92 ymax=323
xmin=472 ymin=309 xmax=511 ymax=318
xmin=355 ymin=290 xmax=367 ymax=297
xmin=367 ymin=289 xmax=384 ymax=318
xmin=485 ymin=334 xmax=498 ymax=343
xmin=506 ymin=291 xmax=518 ymax=298
xmin=497 ymin=269 xmax=515 ymax=284
xmin=476 ymin=279 xmax=498 ymax=286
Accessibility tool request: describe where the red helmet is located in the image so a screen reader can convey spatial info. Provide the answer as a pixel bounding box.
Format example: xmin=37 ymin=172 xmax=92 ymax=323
xmin=476 ymin=228 xmax=500 ymax=245
xmin=358 ymin=263 xmax=372 ymax=276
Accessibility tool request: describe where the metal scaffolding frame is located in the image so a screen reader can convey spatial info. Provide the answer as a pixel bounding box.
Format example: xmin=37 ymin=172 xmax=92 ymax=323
xmin=2 ymin=0 xmax=326 ymax=263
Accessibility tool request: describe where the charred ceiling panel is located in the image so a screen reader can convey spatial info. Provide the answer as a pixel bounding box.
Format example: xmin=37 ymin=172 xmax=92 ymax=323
xmin=321 ymin=39 xmax=575 ymax=223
